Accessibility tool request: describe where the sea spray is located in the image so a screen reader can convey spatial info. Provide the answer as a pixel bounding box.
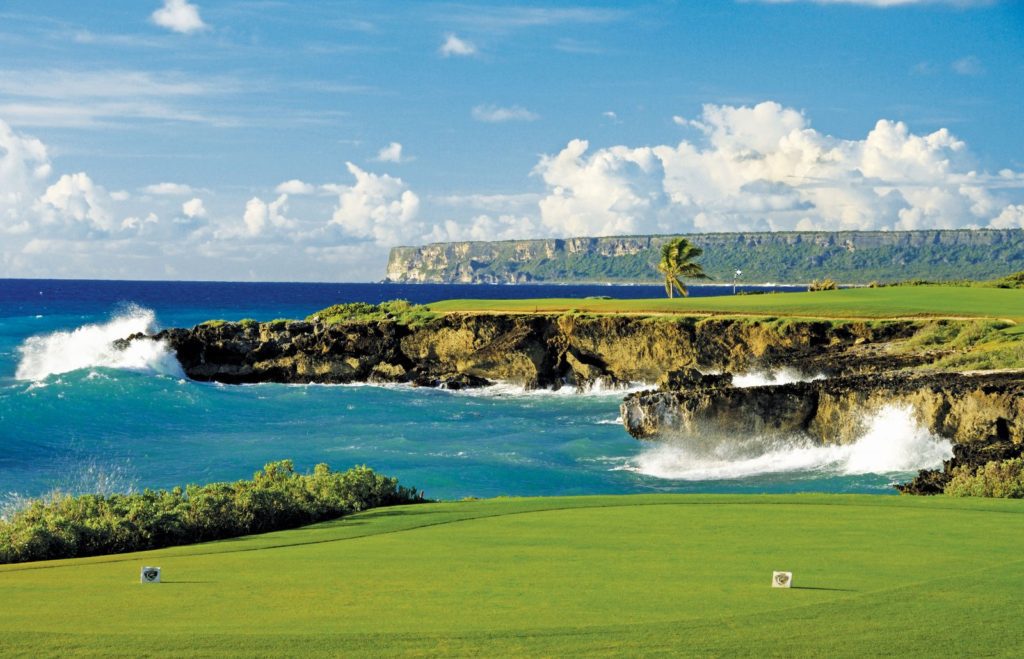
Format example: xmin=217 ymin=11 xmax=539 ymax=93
xmin=14 ymin=305 xmax=184 ymax=381
xmin=622 ymin=404 xmax=953 ymax=481
xmin=732 ymin=368 xmax=826 ymax=388
xmin=459 ymin=381 xmax=650 ymax=399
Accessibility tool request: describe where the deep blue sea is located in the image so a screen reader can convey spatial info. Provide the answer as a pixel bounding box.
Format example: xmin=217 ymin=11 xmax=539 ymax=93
xmin=0 ymin=279 xmax=953 ymax=504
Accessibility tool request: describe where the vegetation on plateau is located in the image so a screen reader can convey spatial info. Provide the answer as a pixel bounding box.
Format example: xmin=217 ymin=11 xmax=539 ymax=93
xmin=656 ymin=237 xmax=709 ymax=298
xmin=307 ymin=299 xmax=436 ymax=326
xmin=0 ymin=461 xmax=423 ymax=564
xmin=2 ymin=495 xmax=1023 ymax=656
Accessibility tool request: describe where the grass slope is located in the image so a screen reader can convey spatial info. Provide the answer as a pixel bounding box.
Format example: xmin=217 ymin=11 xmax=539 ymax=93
xmin=425 ymin=286 xmax=1024 ymax=325
xmin=2 ymin=494 xmax=1023 ymax=657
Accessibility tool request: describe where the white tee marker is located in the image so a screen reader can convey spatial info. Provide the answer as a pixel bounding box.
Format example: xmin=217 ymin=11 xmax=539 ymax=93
xmin=772 ymin=571 xmax=793 ymax=588
xmin=140 ymin=566 xmax=162 ymax=583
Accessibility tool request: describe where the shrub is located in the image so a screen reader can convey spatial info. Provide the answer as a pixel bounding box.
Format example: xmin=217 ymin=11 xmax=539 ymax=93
xmin=945 ymin=458 xmax=1024 ymax=498
xmin=808 ymin=278 xmax=838 ymax=291
xmin=307 ymin=300 xmax=437 ymax=326
xmin=0 ymin=461 xmax=424 ymax=564
xmin=991 ymin=270 xmax=1024 ymax=289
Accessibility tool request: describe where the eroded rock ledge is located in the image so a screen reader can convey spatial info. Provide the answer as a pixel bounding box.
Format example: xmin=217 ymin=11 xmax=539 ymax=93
xmin=618 ymin=370 xmax=1019 ymax=448
xmin=621 ymin=370 xmax=1024 ymax=493
xmin=144 ymin=315 xmax=924 ymax=388
xmin=621 ymin=370 xmax=1024 ymax=446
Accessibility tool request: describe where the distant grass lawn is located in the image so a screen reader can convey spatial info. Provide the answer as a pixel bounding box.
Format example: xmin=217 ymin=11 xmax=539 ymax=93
xmin=2 ymin=494 xmax=1023 ymax=657
xmin=425 ymin=286 xmax=1024 ymax=325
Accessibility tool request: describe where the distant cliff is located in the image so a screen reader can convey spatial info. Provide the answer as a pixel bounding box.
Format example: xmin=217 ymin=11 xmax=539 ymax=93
xmin=385 ymin=229 xmax=1024 ymax=284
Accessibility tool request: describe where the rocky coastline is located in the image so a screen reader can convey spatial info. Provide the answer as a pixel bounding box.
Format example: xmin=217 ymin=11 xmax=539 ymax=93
xmin=128 ymin=312 xmax=1023 ymax=494
xmin=621 ymin=367 xmax=1024 ymax=494
xmin=143 ymin=314 xmax=921 ymax=388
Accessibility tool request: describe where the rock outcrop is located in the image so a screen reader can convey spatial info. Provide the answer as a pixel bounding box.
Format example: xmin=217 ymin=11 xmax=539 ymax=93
xmin=133 ymin=312 xmax=1024 ymax=495
xmin=144 ymin=315 xmax=922 ymax=388
xmin=621 ymin=370 xmax=1024 ymax=447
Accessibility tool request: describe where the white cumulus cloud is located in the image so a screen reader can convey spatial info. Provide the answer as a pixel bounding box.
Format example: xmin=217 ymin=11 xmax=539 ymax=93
xmin=275 ymin=179 xmax=316 ymax=195
xmin=243 ymin=195 xmax=294 ymax=236
xmin=36 ymin=172 xmax=114 ymax=233
xmin=427 ymin=214 xmax=541 ymax=243
xmin=533 ymin=101 xmax=1024 ymax=236
xmin=151 ymin=0 xmax=208 ymax=35
xmin=440 ymin=33 xmax=477 ymax=57
xmin=990 ymin=205 xmax=1024 ymax=229
xmin=472 ymin=104 xmax=539 ymax=123
xmin=0 ymin=119 xmax=51 ymax=232
xmin=534 ymin=139 xmax=669 ymax=236
xmin=328 ymin=163 xmax=421 ymax=245
xmin=374 ymin=142 xmax=406 ymax=163
xmin=182 ymin=197 xmax=206 ymax=218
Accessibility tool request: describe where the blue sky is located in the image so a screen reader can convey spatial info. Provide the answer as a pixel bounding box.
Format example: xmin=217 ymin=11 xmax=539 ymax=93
xmin=1 ymin=0 xmax=1022 ymax=281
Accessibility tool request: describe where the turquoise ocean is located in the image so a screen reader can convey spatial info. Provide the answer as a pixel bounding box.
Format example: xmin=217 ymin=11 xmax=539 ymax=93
xmin=0 ymin=279 xmax=953 ymax=504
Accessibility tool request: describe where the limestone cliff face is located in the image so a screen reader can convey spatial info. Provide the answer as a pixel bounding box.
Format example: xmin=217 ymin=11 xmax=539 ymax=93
xmin=385 ymin=229 xmax=1024 ymax=284
xmin=151 ymin=315 xmax=920 ymax=388
xmin=620 ymin=371 xmax=1024 ymax=447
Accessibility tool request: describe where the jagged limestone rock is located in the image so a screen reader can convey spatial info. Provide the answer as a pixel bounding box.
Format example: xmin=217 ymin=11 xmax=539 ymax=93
xmin=151 ymin=315 xmax=924 ymax=387
xmin=621 ymin=371 xmax=1024 ymax=447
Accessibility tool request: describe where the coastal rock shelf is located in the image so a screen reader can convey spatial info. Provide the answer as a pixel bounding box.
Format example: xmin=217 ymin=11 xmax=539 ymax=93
xmin=620 ymin=370 xmax=1024 ymax=493
xmin=127 ymin=312 xmax=1024 ymax=494
xmin=621 ymin=370 xmax=1024 ymax=446
xmin=145 ymin=315 xmax=920 ymax=388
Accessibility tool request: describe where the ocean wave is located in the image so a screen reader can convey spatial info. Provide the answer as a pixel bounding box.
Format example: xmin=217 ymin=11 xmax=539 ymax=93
xmin=459 ymin=381 xmax=651 ymax=399
xmin=14 ymin=305 xmax=185 ymax=381
xmin=619 ymin=405 xmax=952 ymax=481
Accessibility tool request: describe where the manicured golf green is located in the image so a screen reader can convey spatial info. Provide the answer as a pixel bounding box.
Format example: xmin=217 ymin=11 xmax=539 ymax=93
xmin=2 ymin=494 xmax=1023 ymax=657
xmin=426 ymin=286 xmax=1024 ymax=325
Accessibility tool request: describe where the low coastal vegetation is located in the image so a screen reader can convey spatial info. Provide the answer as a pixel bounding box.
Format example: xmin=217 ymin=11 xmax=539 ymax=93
xmin=0 ymin=461 xmax=423 ymax=564
xmin=946 ymin=458 xmax=1024 ymax=498
xmin=306 ymin=299 xmax=436 ymax=326
xmin=807 ymin=277 xmax=838 ymax=291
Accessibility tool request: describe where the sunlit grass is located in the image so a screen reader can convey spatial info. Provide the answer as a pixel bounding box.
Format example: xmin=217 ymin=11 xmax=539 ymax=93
xmin=2 ymin=494 xmax=1023 ymax=656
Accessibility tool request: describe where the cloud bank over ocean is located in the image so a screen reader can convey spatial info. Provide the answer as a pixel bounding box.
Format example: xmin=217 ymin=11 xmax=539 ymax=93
xmin=2 ymin=100 xmax=1022 ymax=280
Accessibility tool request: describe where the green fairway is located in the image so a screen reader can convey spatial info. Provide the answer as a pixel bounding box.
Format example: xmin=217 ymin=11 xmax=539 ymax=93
xmin=2 ymin=494 xmax=1023 ymax=657
xmin=425 ymin=286 xmax=1024 ymax=324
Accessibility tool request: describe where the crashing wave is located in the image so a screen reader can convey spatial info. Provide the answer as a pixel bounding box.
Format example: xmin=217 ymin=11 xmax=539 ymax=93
xmin=731 ymin=368 xmax=826 ymax=388
xmin=15 ymin=305 xmax=185 ymax=381
xmin=621 ymin=405 xmax=953 ymax=480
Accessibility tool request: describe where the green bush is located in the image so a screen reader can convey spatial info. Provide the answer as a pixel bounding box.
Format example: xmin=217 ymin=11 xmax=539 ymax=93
xmin=945 ymin=458 xmax=1024 ymax=498
xmin=808 ymin=278 xmax=838 ymax=291
xmin=307 ymin=300 xmax=437 ymax=326
xmin=0 ymin=461 xmax=423 ymax=564
xmin=991 ymin=270 xmax=1024 ymax=289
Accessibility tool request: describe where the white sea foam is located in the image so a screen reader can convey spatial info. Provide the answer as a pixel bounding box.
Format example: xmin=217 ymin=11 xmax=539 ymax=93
xmin=732 ymin=368 xmax=825 ymax=388
xmin=621 ymin=405 xmax=952 ymax=481
xmin=14 ymin=305 xmax=185 ymax=381
xmin=460 ymin=381 xmax=650 ymax=399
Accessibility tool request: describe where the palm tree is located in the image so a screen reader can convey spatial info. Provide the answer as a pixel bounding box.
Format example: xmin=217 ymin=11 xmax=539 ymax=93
xmin=657 ymin=237 xmax=709 ymax=298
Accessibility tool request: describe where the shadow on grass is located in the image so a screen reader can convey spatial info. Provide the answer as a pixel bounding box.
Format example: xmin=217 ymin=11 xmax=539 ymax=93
xmin=791 ymin=586 xmax=857 ymax=592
